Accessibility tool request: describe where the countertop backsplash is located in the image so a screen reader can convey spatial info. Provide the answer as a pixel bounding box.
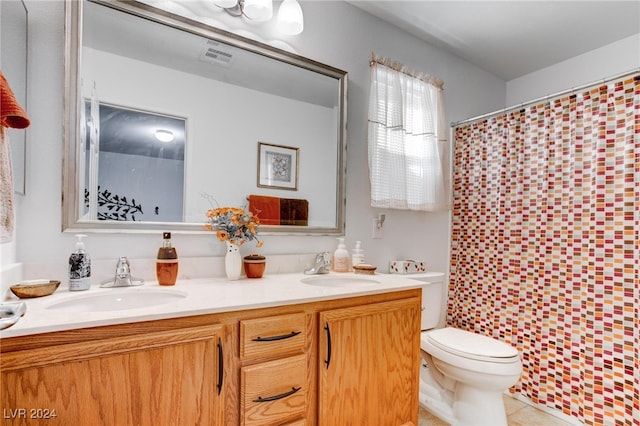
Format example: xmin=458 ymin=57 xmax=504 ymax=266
xmin=2 ymin=253 xmax=319 ymax=300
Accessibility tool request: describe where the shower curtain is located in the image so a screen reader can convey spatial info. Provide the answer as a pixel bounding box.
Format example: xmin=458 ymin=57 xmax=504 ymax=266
xmin=449 ymin=75 xmax=639 ymax=425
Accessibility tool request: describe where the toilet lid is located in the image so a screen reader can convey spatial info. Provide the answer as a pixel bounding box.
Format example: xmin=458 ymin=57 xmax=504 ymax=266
xmin=425 ymin=327 xmax=519 ymax=360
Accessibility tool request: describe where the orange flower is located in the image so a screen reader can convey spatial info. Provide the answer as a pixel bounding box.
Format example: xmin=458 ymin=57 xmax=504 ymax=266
xmin=205 ymin=204 xmax=263 ymax=248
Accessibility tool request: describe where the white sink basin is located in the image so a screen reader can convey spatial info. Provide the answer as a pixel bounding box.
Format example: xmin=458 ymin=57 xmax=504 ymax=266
xmin=46 ymin=288 xmax=187 ymax=312
xmin=301 ymin=276 xmax=380 ymax=287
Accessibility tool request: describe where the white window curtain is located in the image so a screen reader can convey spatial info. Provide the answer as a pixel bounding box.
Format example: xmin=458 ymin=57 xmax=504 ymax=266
xmin=368 ymin=55 xmax=450 ymax=211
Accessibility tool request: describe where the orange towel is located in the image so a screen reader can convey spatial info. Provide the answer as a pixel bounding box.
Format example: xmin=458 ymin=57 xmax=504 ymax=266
xmin=1 ymin=69 xmax=29 ymax=243
xmin=248 ymin=194 xmax=281 ymax=226
xmin=1 ymin=69 xmax=30 ymax=129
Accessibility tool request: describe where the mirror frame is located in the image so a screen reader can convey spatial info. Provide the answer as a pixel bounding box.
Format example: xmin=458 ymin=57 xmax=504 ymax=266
xmin=63 ymin=0 xmax=347 ymax=235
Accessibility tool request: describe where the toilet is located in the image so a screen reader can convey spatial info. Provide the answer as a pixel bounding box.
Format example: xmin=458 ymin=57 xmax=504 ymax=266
xmin=418 ymin=279 xmax=522 ymax=426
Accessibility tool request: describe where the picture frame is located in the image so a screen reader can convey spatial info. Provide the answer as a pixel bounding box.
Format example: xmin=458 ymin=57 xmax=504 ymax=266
xmin=257 ymin=142 xmax=299 ymax=190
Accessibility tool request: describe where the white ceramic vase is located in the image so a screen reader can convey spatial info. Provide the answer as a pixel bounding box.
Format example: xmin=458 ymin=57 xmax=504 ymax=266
xmin=225 ymin=241 xmax=242 ymax=280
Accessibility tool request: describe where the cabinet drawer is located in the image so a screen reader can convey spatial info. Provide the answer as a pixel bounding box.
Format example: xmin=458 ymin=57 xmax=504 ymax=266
xmin=241 ymin=354 xmax=306 ymax=426
xmin=240 ymin=313 xmax=306 ymax=359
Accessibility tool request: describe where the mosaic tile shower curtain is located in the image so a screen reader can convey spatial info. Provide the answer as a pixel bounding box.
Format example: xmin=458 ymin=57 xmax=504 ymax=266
xmin=449 ymin=75 xmax=639 ymax=425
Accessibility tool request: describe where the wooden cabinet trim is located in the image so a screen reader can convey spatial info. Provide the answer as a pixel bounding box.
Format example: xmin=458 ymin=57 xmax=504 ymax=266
xmin=1 ymin=324 xmax=223 ymax=372
xmin=319 ymin=295 xmax=421 ymax=323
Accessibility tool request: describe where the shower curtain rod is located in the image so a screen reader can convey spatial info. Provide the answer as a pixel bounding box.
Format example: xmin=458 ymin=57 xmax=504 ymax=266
xmin=450 ymin=67 xmax=640 ymax=128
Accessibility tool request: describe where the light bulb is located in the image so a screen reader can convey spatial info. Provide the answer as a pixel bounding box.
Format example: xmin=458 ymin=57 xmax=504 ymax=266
xmin=277 ymin=0 xmax=304 ymax=35
xmin=243 ymin=0 xmax=273 ymax=21
xmin=213 ymin=0 xmax=238 ymax=8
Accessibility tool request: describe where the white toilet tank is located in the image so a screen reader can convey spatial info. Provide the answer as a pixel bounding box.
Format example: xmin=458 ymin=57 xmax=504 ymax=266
xmin=419 ymin=277 xmax=444 ymax=330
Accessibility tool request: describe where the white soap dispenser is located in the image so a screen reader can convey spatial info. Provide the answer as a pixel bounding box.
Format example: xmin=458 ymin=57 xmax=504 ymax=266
xmin=69 ymin=234 xmax=91 ymax=291
xmin=352 ymin=241 xmax=365 ymax=266
xmin=332 ymin=237 xmax=351 ymax=272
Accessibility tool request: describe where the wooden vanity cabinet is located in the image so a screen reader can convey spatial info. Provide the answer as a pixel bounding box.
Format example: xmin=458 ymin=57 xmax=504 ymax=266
xmin=318 ymin=297 xmax=421 ymax=425
xmin=0 ymin=324 xmax=228 ymax=426
xmin=1 ymin=288 xmax=421 ymax=426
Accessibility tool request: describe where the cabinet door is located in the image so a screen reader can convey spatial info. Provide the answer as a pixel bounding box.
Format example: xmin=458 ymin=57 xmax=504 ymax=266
xmin=318 ymin=297 xmax=421 ymax=425
xmin=1 ymin=325 xmax=226 ymax=426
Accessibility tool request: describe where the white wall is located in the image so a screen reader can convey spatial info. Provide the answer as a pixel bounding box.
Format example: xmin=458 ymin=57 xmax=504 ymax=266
xmin=506 ymin=33 xmax=640 ymax=106
xmin=6 ymin=0 xmax=505 ymax=281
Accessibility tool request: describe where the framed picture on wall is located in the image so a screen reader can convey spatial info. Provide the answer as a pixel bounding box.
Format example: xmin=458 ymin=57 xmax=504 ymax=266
xmin=257 ymin=142 xmax=299 ymax=190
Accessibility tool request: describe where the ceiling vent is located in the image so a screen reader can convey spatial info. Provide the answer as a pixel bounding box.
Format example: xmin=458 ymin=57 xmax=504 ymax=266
xmin=199 ymin=40 xmax=234 ymax=66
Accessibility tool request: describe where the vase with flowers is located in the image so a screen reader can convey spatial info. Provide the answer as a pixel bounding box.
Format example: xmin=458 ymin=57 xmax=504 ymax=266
xmin=205 ymin=206 xmax=263 ymax=280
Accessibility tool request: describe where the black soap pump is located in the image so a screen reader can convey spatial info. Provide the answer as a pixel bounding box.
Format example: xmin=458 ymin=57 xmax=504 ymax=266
xmin=69 ymin=234 xmax=91 ymax=291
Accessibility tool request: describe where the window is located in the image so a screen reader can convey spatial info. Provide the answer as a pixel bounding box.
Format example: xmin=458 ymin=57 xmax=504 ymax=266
xmin=368 ymin=57 xmax=450 ymax=211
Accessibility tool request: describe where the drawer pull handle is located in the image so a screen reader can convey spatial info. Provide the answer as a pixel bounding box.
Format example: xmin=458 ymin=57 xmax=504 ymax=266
xmin=253 ymin=386 xmax=301 ymax=403
xmin=252 ymin=331 xmax=301 ymax=342
xmin=217 ymin=337 xmax=224 ymax=396
xmin=324 ymin=322 xmax=331 ymax=369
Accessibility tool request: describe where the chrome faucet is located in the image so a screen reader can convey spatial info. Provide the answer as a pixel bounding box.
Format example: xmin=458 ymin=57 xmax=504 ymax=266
xmin=304 ymin=252 xmax=331 ymax=275
xmin=100 ymin=256 xmax=144 ymax=287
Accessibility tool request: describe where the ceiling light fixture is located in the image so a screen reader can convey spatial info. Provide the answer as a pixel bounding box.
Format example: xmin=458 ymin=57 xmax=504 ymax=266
xmin=155 ymin=129 xmax=175 ymax=143
xmin=277 ymin=0 xmax=304 ymax=35
xmin=213 ymin=0 xmax=304 ymax=35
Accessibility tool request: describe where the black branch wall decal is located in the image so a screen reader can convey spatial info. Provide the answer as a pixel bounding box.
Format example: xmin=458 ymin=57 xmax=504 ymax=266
xmin=85 ymin=185 xmax=144 ymax=221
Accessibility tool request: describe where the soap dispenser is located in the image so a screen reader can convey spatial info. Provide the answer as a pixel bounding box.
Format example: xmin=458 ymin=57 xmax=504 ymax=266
xmin=156 ymin=232 xmax=178 ymax=286
xmin=332 ymin=237 xmax=351 ymax=272
xmin=352 ymin=241 xmax=365 ymax=266
xmin=69 ymin=234 xmax=91 ymax=291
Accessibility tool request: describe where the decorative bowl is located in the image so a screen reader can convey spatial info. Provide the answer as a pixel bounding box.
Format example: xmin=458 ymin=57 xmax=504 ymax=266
xmin=10 ymin=280 xmax=61 ymax=299
xmin=352 ymin=264 xmax=377 ymax=275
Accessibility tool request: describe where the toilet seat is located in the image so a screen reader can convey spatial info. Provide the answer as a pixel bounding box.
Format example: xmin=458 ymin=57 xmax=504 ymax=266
xmin=422 ymin=327 xmax=519 ymax=363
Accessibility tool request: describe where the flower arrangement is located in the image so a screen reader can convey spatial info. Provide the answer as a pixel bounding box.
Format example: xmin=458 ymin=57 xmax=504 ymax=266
xmin=205 ymin=206 xmax=264 ymax=247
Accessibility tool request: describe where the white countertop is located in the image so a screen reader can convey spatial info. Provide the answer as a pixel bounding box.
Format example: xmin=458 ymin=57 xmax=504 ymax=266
xmin=1 ymin=271 xmax=444 ymax=338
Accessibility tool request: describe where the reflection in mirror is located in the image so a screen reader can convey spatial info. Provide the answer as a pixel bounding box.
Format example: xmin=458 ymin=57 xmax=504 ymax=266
xmin=83 ymin=102 xmax=186 ymax=222
xmin=63 ymin=0 xmax=347 ymax=234
xmin=1 ymin=0 xmax=28 ymax=195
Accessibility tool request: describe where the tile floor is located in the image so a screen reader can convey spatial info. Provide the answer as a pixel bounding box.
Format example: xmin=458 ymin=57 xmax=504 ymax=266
xmin=418 ymin=395 xmax=575 ymax=426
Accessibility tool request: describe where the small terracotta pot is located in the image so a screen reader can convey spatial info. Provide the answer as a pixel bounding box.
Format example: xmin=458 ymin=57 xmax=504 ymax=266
xmin=243 ymin=254 xmax=266 ymax=279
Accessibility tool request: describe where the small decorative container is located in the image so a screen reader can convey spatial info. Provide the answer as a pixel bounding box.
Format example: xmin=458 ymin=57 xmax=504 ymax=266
xmin=353 ymin=264 xmax=377 ymax=275
xmin=243 ymin=254 xmax=266 ymax=279
xmin=389 ymin=260 xmax=426 ymax=274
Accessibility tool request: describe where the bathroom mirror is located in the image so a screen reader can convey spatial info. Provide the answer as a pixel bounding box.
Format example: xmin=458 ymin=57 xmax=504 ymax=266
xmin=63 ymin=0 xmax=347 ymax=234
